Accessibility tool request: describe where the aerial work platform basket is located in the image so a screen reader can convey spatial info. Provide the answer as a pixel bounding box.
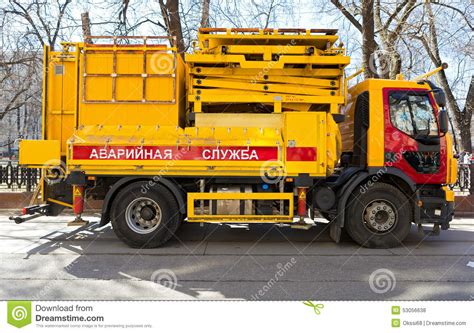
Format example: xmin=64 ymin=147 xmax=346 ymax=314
xmin=185 ymin=28 xmax=350 ymax=114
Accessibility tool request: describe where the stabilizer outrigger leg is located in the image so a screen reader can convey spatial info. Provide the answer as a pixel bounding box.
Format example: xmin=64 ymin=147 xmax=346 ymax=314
xmin=291 ymin=187 xmax=313 ymax=230
xmin=68 ymin=185 xmax=88 ymax=226
xmin=68 ymin=214 xmax=89 ymax=226
xmin=9 ymin=204 xmax=51 ymax=224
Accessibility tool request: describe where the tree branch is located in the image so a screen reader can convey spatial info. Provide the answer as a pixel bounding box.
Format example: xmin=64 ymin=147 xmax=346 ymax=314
xmin=330 ymin=0 xmax=362 ymax=33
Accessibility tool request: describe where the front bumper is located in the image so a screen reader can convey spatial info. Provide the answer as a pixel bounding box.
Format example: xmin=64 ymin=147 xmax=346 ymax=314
xmin=415 ymin=187 xmax=454 ymax=230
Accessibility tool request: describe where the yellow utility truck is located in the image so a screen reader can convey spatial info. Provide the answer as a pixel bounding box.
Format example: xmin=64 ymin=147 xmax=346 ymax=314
xmin=13 ymin=28 xmax=457 ymax=248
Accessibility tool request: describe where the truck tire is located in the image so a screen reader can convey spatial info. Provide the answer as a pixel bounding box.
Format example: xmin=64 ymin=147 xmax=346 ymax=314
xmin=110 ymin=181 xmax=181 ymax=248
xmin=344 ymin=182 xmax=412 ymax=248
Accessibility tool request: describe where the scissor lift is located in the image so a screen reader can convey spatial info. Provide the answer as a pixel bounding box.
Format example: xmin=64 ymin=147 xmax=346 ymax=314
xmin=186 ymin=28 xmax=350 ymax=114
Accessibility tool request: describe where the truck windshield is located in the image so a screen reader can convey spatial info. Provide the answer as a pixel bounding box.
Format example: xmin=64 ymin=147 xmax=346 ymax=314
xmin=389 ymin=92 xmax=438 ymax=137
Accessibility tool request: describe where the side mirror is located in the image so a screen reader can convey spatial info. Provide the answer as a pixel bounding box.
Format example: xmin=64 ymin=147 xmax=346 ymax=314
xmin=433 ymin=88 xmax=446 ymax=108
xmin=438 ymin=109 xmax=448 ymax=134
xmin=423 ymin=80 xmax=447 ymax=107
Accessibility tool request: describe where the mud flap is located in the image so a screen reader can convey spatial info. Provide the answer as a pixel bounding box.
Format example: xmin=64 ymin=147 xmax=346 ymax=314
xmin=329 ymin=222 xmax=342 ymax=243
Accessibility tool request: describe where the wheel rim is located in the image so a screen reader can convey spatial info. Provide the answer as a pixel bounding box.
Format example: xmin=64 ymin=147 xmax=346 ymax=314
xmin=125 ymin=197 xmax=162 ymax=234
xmin=362 ymin=199 xmax=397 ymax=234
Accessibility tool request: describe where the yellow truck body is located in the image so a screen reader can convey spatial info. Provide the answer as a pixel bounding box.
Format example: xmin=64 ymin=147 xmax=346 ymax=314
xmin=16 ymin=28 xmax=456 ymax=249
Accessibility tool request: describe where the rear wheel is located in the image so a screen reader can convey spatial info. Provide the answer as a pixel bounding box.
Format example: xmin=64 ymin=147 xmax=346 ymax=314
xmin=110 ymin=181 xmax=181 ymax=248
xmin=344 ymin=182 xmax=412 ymax=248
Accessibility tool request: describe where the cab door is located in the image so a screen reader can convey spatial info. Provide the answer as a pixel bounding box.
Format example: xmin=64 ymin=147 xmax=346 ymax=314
xmin=383 ymin=88 xmax=447 ymax=184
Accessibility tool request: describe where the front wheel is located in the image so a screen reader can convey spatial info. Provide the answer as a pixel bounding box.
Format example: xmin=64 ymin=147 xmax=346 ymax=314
xmin=110 ymin=181 xmax=181 ymax=248
xmin=344 ymin=182 xmax=412 ymax=248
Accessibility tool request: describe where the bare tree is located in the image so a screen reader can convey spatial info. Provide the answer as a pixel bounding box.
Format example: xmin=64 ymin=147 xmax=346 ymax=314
xmin=374 ymin=0 xmax=417 ymax=79
xmin=330 ymin=0 xmax=362 ymax=32
xmin=361 ymin=0 xmax=378 ymax=78
xmin=159 ymin=0 xmax=186 ymax=54
xmin=200 ymin=0 xmax=210 ymax=28
xmin=81 ymin=12 xmax=93 ymax=44
xmin=118 ymin=0 xmax=130 ymax=33
xmin=1 ymin=0 xmax=76 ymax=149
xmin=411 ymin=0 xmax=472 ymax=152
xmin=330 ymin=0 xmax=378 ymax=78
xmin=0 ymin=19 xmax=41 ymax=123
xmin=3 ymin=0 xmax=73 ymax=50
xmin=329 ymin=0 xmax=472 ymax=150
xmin=331 ymin=0 xmax=418 ymax=79
xmin=0 ymin=46 xmax=41 ymax=149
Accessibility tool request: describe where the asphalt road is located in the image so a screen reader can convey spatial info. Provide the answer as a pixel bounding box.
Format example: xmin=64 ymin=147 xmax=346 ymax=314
xmin=0 ymin=212 xmax=472 ymax=301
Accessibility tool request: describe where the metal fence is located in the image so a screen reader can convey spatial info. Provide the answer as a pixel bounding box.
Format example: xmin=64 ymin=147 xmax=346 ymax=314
xmin=0 ymin=161 xmax=40 ymax=192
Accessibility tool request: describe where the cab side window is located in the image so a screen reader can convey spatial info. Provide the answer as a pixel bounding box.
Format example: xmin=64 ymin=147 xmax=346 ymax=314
xmin=409 ymin=95 xmax=438 ymax=136
xmin=389 ymin=92 xmax=438 ymax=137
xmin=390 ymin=96 xmax=414 ymax=135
